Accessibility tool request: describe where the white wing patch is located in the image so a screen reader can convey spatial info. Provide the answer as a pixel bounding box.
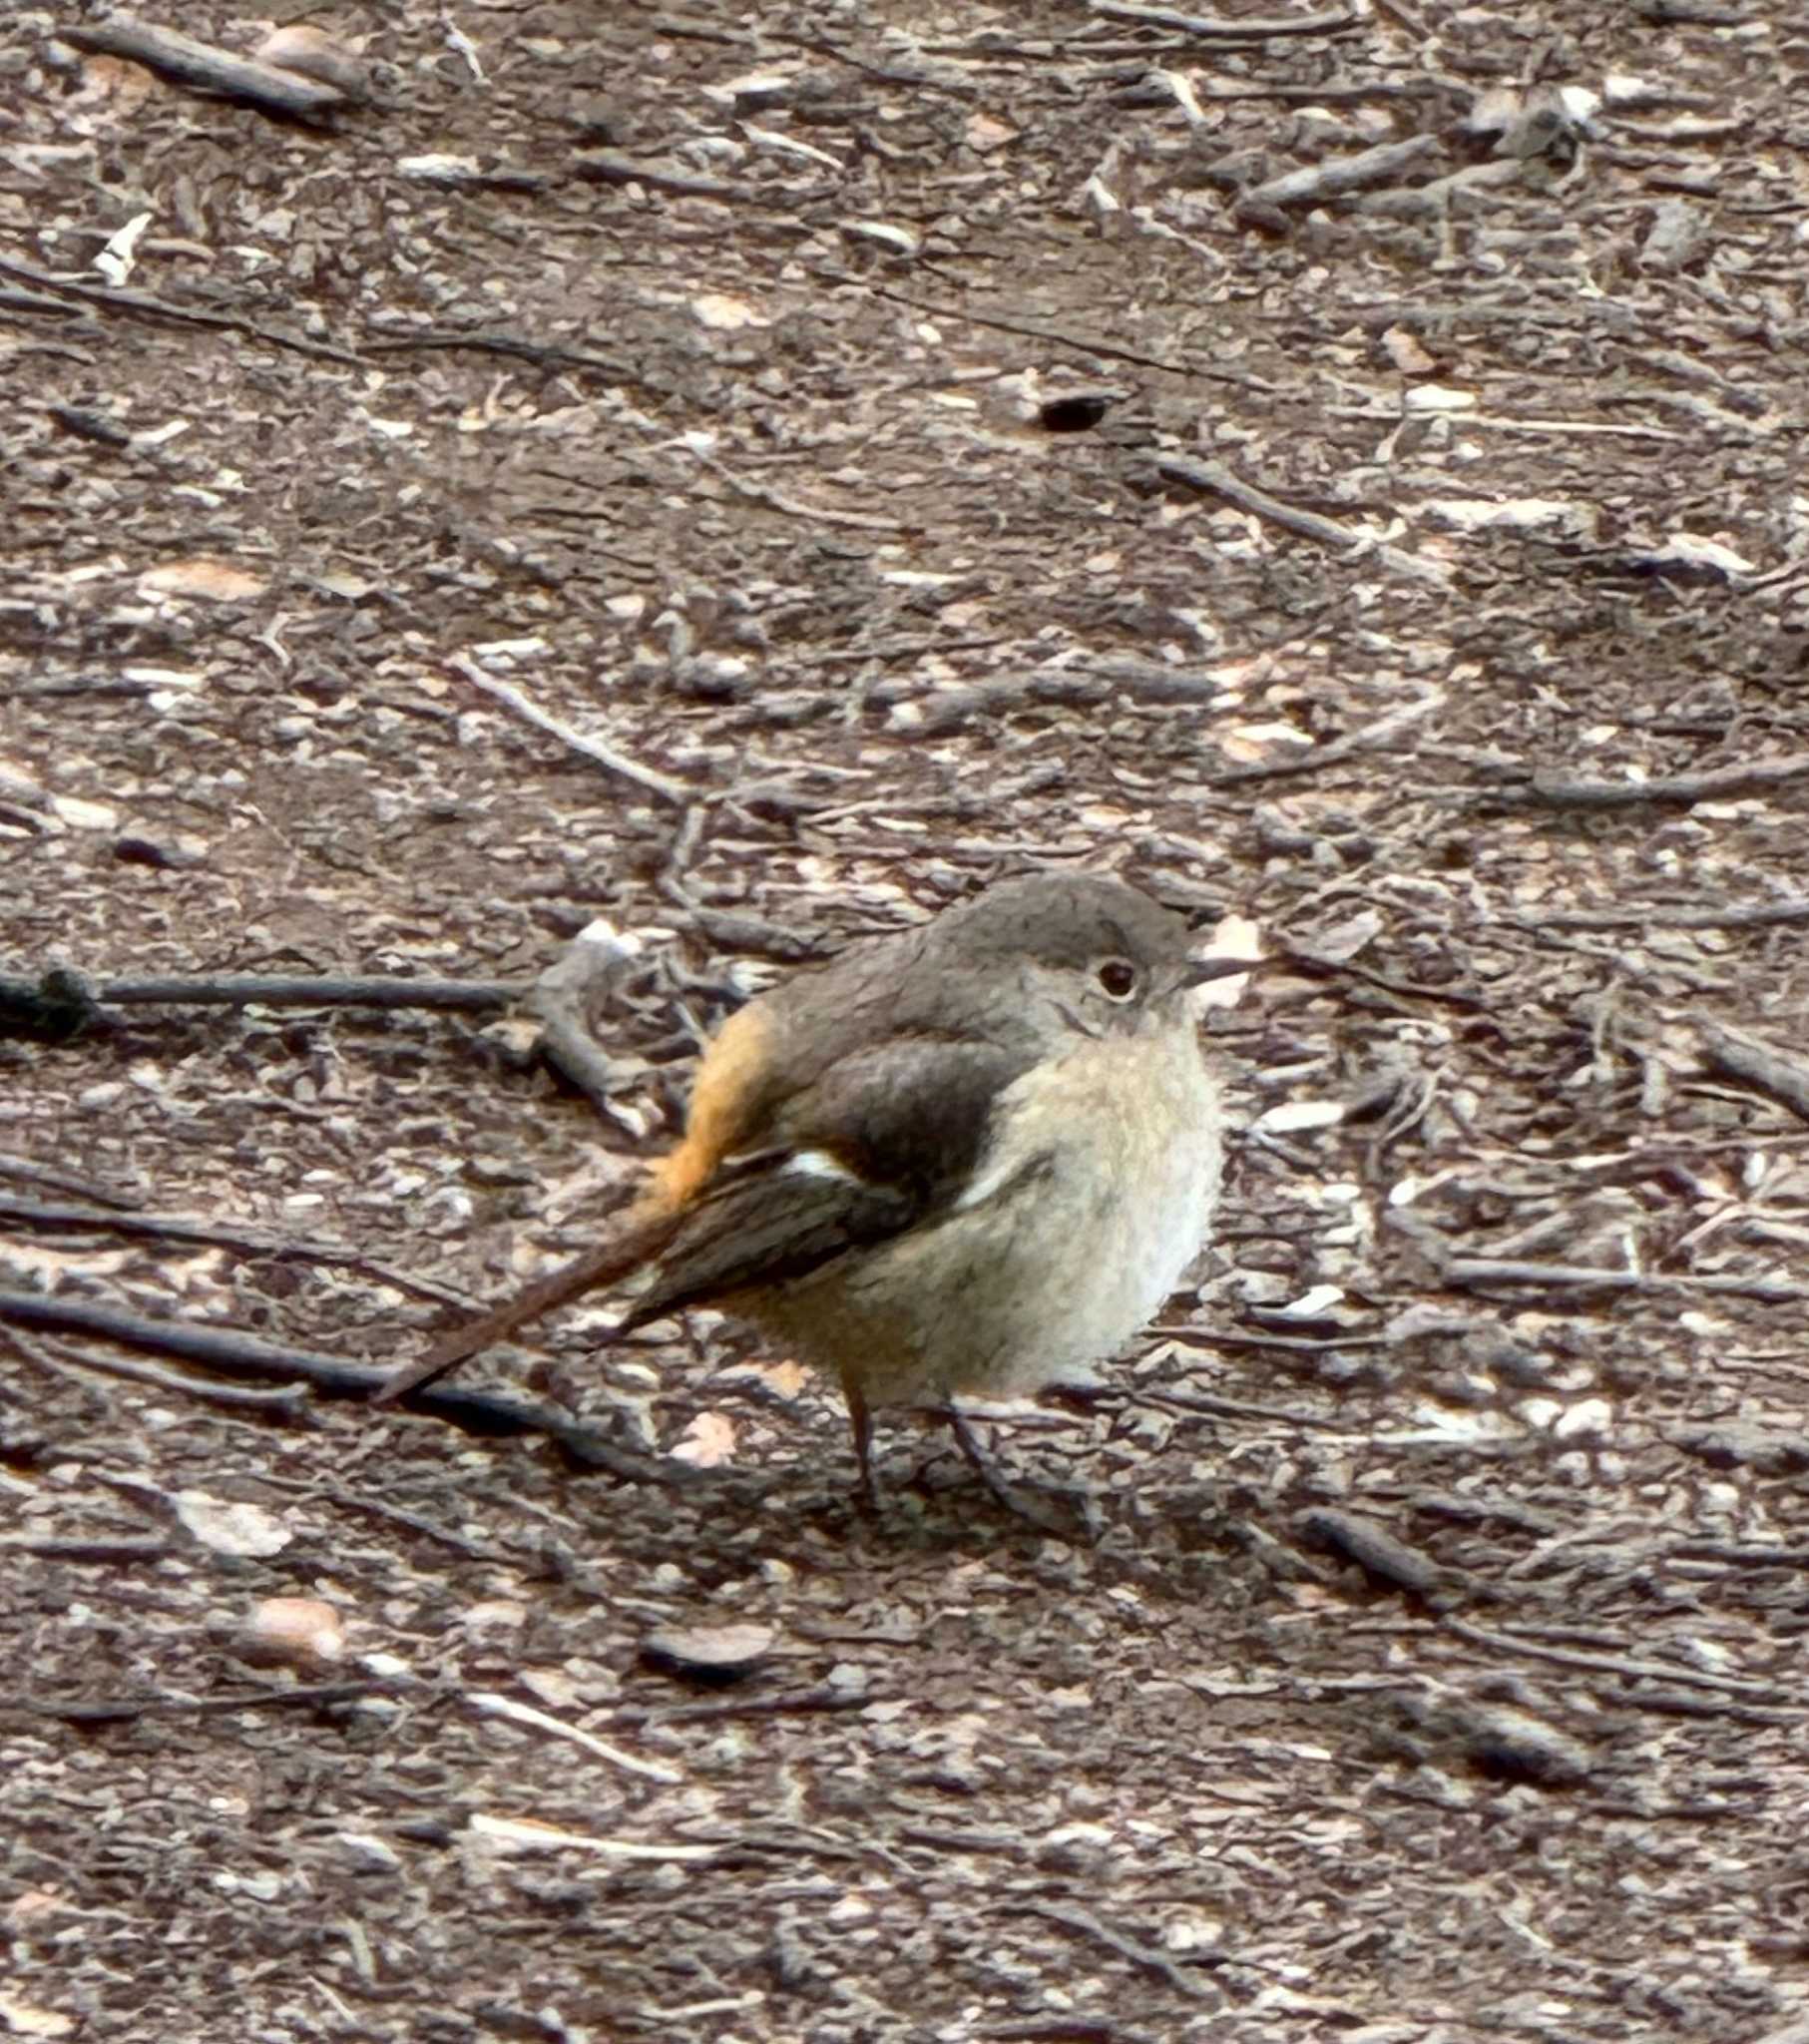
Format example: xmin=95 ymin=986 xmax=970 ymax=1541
xmin=953 ymin=1151 xmax=1023 ymax=1213
xmin=786 ymin=1148 xmax=864 ymax=1184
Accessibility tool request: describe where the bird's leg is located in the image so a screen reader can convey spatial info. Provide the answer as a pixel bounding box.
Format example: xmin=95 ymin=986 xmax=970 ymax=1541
xmin=941 ymin=1405 xmax=1071 ymax=1531
xmin=844 ymin=1381 xmax=878 ymax=1509
xmin=944 ymin=1404 xmax=999 ymax=1487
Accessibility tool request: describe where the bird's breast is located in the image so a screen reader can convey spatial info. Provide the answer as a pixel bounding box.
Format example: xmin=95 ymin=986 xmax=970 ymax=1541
xmin=930 ymin=1023 xmax=1222 ymax=1382
xmin=744 ymin=1020 xmax=1222 ymax=1407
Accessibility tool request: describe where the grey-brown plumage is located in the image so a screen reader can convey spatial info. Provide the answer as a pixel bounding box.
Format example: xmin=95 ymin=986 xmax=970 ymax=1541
xmin=625 ymin=876 xmax=1211 ymax=1320
xmin=382 ymin=873 xmax=1234 ymax=1504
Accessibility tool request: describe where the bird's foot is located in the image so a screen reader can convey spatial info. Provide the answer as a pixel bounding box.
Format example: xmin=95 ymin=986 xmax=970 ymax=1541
xmin=940 ymin=1405 xmax=1091 ymax=1537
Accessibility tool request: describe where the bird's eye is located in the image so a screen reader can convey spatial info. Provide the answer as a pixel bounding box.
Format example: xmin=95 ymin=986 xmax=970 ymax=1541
xmin=1096 ymin=958 xmax=1138 ymax=1000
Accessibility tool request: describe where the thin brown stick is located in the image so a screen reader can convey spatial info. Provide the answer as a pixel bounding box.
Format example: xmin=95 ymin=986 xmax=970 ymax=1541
xmin=0 ymin=1290 xmax=669 ymax=1478
xmin=449 ymin=654 xmax=691 ymax=806
xmin=1090 ymin=0 xmax=1357 ymax=35
xmin=0 ymin=1535 xmax=175 ymax=1565
xmin=102 ymin=972 xmax=522 ymax=1010
xmin=1696 ymin=1023 xmax=1809 ymax=1124
xmin=12 ymin=1324 xmax=312 ymax=1415
xmin=0 ymin=255 xmax=360 ymax=364
xmin=1 ymin=1678 xmax=417 ymax=1725
xmin=1156 ymin=455 xmax=1451 ymax=588
xmin=1525 ymin=751 xmax=1809 ymax=809
xmin=1532 ymin=898 xmax=1809 ymax=932
xmin=363 ymin=325 xmax=658 ymax=397
xmin=0 ymin=1195 xmax=475 ymax=1307
xmin=1441 ymin=1258 xmax=1805 ymax=1301
xmin=1440 ymin=1617 xmax=1786 ymax=1701
xmin=0 ymin=1152 xmax=144 ymax=1209
xmin=1298 ymin=1508 xmax=1459 ymax=1600
xmin=999 ymin=1902 xmax=1216 ymax=1999
xmin=1159 ymin=454 xmax=1363 ymax=551
xmin=0 ymin=968 xmax=523 ymax=1038
xmin=57 ymin=16 xmax=346 ymax=119
xmin=572 ymin=149 xmax=745 ymax=200
xmin=1205 ymin=696 xmax=1442 ymax=786
xmin=1245 ymin=135 xmax=1440 ymax=208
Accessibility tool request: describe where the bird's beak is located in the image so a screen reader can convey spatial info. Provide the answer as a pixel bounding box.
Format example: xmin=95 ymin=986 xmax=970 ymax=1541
xmin=1163 ymin=950 xmax=1263 ymax=1010
xmin=1179 ymin=953 xmax=1261 ymax=987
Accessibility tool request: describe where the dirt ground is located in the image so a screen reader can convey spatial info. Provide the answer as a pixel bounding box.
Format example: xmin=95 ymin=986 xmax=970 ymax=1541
xmin=4 ymin=3 xmax=1809 ymax=2040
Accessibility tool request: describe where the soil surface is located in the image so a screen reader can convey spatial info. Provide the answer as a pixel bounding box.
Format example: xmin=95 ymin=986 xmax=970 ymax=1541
xmin=4 ymin=4 xmax=1809 ymax=2041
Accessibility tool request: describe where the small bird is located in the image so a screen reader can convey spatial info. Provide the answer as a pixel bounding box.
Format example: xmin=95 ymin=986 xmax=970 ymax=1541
xmin=378 ymin=873 xmax=1244 ymax=1503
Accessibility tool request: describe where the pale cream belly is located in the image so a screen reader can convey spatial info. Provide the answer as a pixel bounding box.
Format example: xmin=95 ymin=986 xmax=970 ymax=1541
xmin=743 ymin=1027 xmax=1221 ymax=1409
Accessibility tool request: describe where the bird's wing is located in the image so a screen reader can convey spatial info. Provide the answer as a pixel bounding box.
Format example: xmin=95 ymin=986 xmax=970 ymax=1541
xmin=621 ymin=1033 xmax=1037 ymax=1322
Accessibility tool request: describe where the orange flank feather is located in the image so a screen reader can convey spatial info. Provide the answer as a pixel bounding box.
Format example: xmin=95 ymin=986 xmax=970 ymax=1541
xmin=646 ymin=1000 xmax=773 ymax=1210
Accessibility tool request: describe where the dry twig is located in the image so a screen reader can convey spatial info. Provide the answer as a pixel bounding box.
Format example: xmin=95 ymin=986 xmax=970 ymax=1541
xmin=1157 ymin=455 xmax=1452 ymax=587
xmin=1525 ymin=751 xmax=1809 ymax=809
xmin=0 ymin=1289 xmax=672 ymax=1478
xmin=0 ymin=1152 xmax=143 ymax=1208
xmin=1091 ymin=0 xmax=1357 ymax=35
xmin=1001 ymin=1901 xmax=1216 ymax=1999
xmin=57 ymin=15 xmax=347 ymax=119
xmin=10 ymin=1323 xmax=312 ymax=1416
xmin=1441 ymin=1258 xmax=1805 ymax=1302
xmin=0 ymin=1195 xmax=474 ymax=1306
xmin=1299 ymin=1508 xmax=1462 ymax=1601
xmin=466 ymin=1691 xmax=683 ymax=1785
xmin=1697 ymin=1022 xmax=1809 ymax=1124
xmin=450 ymin=653 xmax=691 ymax=806
xmin=1441 ymin=1618 xmax=1786 ymax=1702
xmin=1531 ymin=898 xmax=1809 ymax=932
xmin=0 ymin=1679 xmax=416 ymax=1724
xmin=0 ymin=967 xmax=521 ymax=1034
xmin=0 ymin=254 xmax=359 ymax=363
xmin=1245 ymin=134 xmax=1440 ymax=209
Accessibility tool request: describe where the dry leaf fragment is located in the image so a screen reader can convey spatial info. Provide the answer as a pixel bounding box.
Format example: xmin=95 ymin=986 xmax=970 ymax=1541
xmin=174 ymin=1493 xmax=291 ymax=1557
xmin=719 ymin=1358 xmax=809 ymax=1399
xmin=94 ymin=211 xmax=151 ymax=286
xmin=1264 ymin=1284 xmax=1349 ymax=1320
xmin=1253 ymin=1100 xmax=1346 ymax=1135
xmin=65 ymin=53 xmax=156 ymax=109
xmin=460 ymin=1598 xmax=527 ymax=1631
xmin=1426 ymin=498 xmax=1597 ymax=541
xmin=0 ymin=1993 xmax=76 ymax=2039
xmin=517 ymin=1666 xmax=583 ymax=1711
xmin=1222 ymin=721 xmax=1312 ymax=764
xmin=965 ymin=112 xmax=1018 ymax=154
xmin=467 ymin=1813 xmax=716 ymax=1861
xmin=1195 ymin=912 xmax=1263 ymax=1012
xmin=691 ymin=292 xmax=766 ymax=330
xmin=642 ymin=1623 xmax=775 ymax=1682
xmin=242 ymin=1596 xmax=344 ymax=1667
xmin=3 ymin=1893 xmax=65 ymax=1926
xmin=139 ymin=558 xmax=268 ymax=602
xmin=1403 ymin=384 xmax=1477 ymax=414
xmin=1381 ymin=325 xmax=1437 ymax=375
xmin=50 ymin=795 xmax=118 ymax=831
xmin=841 ymin=220 xmax=918 ymax=256
xmin=252 ymin=26 xmax=366 ymax=98
xmin=1633 ymin=533 xmax=1755 ymax=577
xmin=1309 ymin=909 xmax=1384 ymax=964
xmin=671 ymin=1410 xmax=737 ymax=1467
